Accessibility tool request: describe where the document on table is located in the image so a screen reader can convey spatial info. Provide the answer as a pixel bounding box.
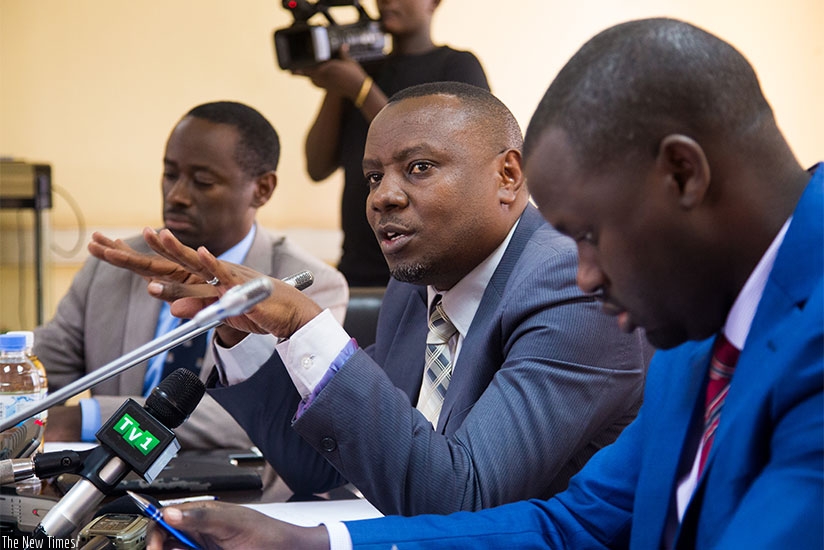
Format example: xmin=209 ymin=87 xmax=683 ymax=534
xmin=244 ymin=499 xmax=383 ymax=526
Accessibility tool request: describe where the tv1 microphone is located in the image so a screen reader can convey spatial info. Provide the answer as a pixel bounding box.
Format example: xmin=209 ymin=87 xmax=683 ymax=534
xmin=0 ymin=448 xmax=91 ymax=485
xmin=32 ymin=368 xmax=205 ymax=540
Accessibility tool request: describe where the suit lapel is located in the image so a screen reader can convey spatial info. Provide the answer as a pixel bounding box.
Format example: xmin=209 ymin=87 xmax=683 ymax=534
xmin=243 ymin=226 xmax=278 ymax=274
xmin=633 ymin=341 xmax=712 ymax=549
xmin=381 ymin=285 xmax=429 ymax=402
xmin=437 ymin=206 xmax=543 ymax=432
xmin=119 ymin=271 xmax=162 ymax=394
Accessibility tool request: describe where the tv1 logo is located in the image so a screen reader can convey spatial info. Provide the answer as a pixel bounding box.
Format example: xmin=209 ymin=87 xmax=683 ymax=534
xmin=96 ymin=399 xmax=181 ymax=483
xmin=113 ymin=413 xmax=161 ymax=455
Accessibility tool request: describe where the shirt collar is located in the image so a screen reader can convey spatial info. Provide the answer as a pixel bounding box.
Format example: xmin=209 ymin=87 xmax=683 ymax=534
xmin=427 ymin=218 xmax=520 ymax=337
xmin=723 ymin=216 xmax=791 ymax=350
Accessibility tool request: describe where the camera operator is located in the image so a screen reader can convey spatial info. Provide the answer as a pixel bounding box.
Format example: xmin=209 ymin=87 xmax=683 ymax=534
xmin=290 ymin=0 xmax=489 ymax=287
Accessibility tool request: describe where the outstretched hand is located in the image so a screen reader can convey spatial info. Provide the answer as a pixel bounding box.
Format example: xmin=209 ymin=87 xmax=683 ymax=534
xmin=145 ymin=501 xmax=330 ymax=550
xmin=88 ymin=228 xmax=323 ymax=344
xmin=88 ymin=230 xmax=203 ymax=286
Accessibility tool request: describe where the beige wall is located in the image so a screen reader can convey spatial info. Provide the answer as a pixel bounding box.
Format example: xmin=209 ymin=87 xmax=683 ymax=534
xmin=1 ymin=0 xmax=822 ymax=329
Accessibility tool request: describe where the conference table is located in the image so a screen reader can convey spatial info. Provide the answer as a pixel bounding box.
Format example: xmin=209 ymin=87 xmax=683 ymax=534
xmin=1 ymin=442 xmax=382 ymax=543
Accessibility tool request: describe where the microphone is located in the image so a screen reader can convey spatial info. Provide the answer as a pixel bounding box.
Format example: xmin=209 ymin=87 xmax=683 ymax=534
xmin=32 ymin=368 xmax=205 ymax=540
xmin=0 ymin=417 xmax=43 ymax=460
xmin=191 ymin=276 xmax=274 ymax=326
xmin=282 ymin=269 xmax=314 ymax=291
xmin=0 ymin=448 xmax=91 ymax=485
xmin=189 ymin=270 xmax=313 ymax=325
xmin=0 ymin=270 xmax=314 ymax=433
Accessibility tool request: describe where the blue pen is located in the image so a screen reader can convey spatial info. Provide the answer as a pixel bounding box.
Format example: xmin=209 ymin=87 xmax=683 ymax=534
xmin=126 ymin=490 xmax=203 ymax=550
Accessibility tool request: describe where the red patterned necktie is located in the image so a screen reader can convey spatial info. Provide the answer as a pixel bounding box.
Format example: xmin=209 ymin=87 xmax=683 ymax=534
xmin=698 ymin=333 xmax=740 ymax=476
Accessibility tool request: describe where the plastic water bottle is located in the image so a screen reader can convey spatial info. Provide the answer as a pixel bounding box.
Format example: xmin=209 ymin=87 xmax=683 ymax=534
xmin=6 ymin=330 xmax=48 ymax=451
xmin=0 ymin=333 xmax=43 ymax=494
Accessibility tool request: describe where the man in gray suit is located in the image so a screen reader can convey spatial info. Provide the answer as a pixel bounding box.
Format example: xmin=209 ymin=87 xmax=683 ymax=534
xmin=92 ymin=83 xmax=649 ymax=515
xmin=36 ymin=101 xmax=348 ymax=451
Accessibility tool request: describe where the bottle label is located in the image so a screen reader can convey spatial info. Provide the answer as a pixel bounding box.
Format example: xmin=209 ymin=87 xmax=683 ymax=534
xmin=0 ymin=393 xmax=40 ymax=419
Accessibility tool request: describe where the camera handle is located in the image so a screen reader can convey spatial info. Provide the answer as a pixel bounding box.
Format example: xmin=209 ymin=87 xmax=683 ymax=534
xmin=283 ymin=0 xmax=375 ymax=26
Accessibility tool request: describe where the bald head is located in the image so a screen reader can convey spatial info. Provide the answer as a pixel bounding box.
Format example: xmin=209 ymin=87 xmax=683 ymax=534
xmin=524 ymin=18 xmax=774 ymax=170
xmin=390 ymin=81 xmax=523 ymax=156
xmin=521 ymin=18 xmax=809 ymax=349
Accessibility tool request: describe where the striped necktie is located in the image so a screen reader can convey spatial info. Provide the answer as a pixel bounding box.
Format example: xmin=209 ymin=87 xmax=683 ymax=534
xmin=698 ymin=333 xmax=740 ymax=475
xmin=417 ymin=295 xmax=458 ymax=428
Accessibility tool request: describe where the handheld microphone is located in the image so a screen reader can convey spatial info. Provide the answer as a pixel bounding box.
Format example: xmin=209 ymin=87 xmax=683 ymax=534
xmin=188 ymin=271 xmax=312 ymax=326
xmin=0 ymin=448 xmax=91 ymax=485
xmin=32 ymin=368 xmax=205 ymax=540
xmin=191 ymin=276 xmax=274 ymax=326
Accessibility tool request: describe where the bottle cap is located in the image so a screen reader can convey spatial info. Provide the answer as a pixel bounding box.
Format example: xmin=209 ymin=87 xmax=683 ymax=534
xmin=6 ymin=331 xmax=34 ymax=349
xmin=0 ymin=333 xmax=27 ymax=351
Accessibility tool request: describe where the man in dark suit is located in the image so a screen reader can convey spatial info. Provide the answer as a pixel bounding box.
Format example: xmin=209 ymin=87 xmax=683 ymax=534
xmin=37 ymin=101 xmax=348 ymax=451
xmin=143 ymin=18 xmax=821 ymax=550
xmin=91 ymin=82 xmax=648 ymax=516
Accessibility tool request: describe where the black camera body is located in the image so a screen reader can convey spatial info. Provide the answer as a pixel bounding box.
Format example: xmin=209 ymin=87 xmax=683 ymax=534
xmin=274 ymin=0 xmax=386 ymax=71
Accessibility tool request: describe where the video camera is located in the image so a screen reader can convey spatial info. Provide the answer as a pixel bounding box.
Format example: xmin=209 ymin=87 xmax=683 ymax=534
xmin=274 ymin=0 xmax=387 ymax=71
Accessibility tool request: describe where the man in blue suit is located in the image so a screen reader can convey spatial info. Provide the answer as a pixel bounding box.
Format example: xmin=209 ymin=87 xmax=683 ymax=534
xmin=91 ymin=83 xmax=647 ymax=517
xmin=143 ymin=17 xmax=822 ymax=549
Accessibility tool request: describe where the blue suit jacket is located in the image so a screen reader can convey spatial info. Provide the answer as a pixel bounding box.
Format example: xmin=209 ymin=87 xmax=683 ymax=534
xmin=211 ymin=205 xmax=649 ymax=516
xmin=344 ymin=168 xmax=824 ymax=547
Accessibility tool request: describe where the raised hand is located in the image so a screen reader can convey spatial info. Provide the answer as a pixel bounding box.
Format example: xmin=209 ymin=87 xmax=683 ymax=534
xmin=89 ymin=228 xmax=323 ymax=345
xmin=88 ymin=230 xmax=203 ymax=286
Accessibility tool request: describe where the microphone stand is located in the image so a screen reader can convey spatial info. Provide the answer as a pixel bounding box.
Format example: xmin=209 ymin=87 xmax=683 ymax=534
xmin=0 ymin=274 xmax=281 ymax=432
xmin=0 ymin=318 xmax=219 ymax=432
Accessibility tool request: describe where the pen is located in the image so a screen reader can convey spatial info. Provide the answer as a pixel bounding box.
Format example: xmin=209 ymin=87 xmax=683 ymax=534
xmin=126 ymin=490 xmax=203 ymax=550
xmin=160 ymin=495 xmax=218 ymax=506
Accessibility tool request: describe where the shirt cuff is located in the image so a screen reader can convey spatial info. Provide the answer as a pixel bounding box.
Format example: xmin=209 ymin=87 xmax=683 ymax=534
xmin=78 ymin=398 xmax=102 ymax=442
xmin=276 ymin=309 xmax=351 ymax=398
xmin=295 ymin=338 xmax=358 ymax=418
xmin=323 ymin=522 xmax=353 ymax=550
xmin=214 ymin=332 xmax=279 ymax=387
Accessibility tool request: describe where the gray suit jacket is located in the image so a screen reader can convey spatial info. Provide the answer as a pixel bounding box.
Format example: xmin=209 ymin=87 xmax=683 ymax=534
xmin=35 ymin=226 xmax=348 ymax=450
xmin=213 ymin=206 xmax=651 ymax=515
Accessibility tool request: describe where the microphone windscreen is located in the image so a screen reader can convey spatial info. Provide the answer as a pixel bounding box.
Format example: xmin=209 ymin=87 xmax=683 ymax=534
xmin=287 ymin=270 xmax=314 ymax=291
xmin=145 ymin=368 xmax=206 ymax=429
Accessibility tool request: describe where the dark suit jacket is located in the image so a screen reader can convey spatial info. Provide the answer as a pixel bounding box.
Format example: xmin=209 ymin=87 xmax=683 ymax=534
xmin=36 ymin=227 xmax=348 ymax=450
xmin=212 ymin=206 xmax=649 ymax=515
xmin=343 ymin=167 xmax=824 ymax=547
